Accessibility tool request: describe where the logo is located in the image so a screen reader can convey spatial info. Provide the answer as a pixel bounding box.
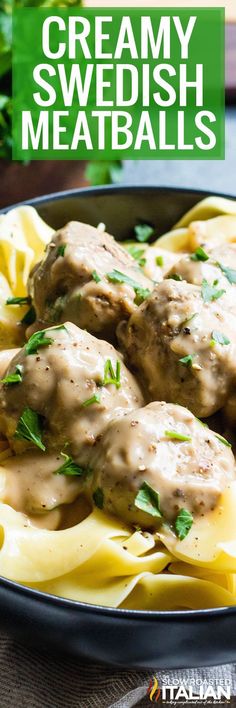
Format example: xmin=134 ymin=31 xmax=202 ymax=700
xmin=147 ymin=677 xmax=231 ymax=704
xmin=147 ymin=677 xmax=161 ymax=702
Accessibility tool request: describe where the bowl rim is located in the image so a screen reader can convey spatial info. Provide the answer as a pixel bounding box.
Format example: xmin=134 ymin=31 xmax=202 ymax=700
xmin=1 ymin=182 xmax=236 ymax=620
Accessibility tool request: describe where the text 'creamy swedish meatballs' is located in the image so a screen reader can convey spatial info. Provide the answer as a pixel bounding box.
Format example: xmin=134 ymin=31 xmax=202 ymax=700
xmin=0 ymin=322 xmax=144 ymax=466
xmin=117 ymin=278 xmax=236 ymax=418
xmin=90 ymin=402 xmax=235 ymax=530
xmin=30 ymin=221 xmax=152 ymax=341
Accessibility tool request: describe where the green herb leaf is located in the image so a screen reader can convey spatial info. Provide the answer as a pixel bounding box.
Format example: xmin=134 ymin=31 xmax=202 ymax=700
xmin=126 ymin=244 xmax=146 ymax=267
xmin=93 ymin=487 xmax=104 ymax=509
xmin=134 ymin=224 xmax=154 ymax=243
xmin=190 ymin=247 xmax=209 ymax=262
xmin=107 ymin=270 xmax=151 ymax=304
xmin=0 ymin=364 xmax=23 ymax=385
xmin=155 ymin=255 xmax=164 ymax=267
xmin=214 ymin=433 xmax=232 ymax=448
xmin=85 ymin=160 xmax=122 ymax=187
xmin=175 ymin=508 xmax=193 ymax=540
xmin=6 ymin=296 xmax=31 ymax=306
xmin=82 ymin=392 xmax=101 ymax=407
xmin=201 ymin=279 xmax=226 ymax=303
xmin=134 ymin=481 xmax=161 ymax=518
xmin=26 ymin=325 xmax=65 ymax=355
xmin=57 ymin=244 xmax=66 ymax=258
xmin=167 ymin=273 xmax=183 ymax=281
xmin=211 ymin=330 xmax=230 ymax=346
xmin=14 ymin=407 xmax=45 ymax=451
xmin=21 ymin=305 xmax=36 ymax=326
xmin=102 ymin=359 xmax=121 ymax=389
xmin=165 ymin=430 xmax=192 ymax=442
xmin=179 ymin=354 xmax=195 ymax=367
xmin=134 ymin=287 xmax=151 ymax=306
xmin=55 ymin=453 xmax=89 ymax=476
xmin=92 ymin=270 xmax=101 ymax=283
xmin=217 ymin=262 xmax=236 ymax=285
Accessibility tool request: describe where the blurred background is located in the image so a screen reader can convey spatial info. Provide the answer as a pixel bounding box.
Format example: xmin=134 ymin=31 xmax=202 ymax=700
xmin=0 ymin=0 xmax=235 ymax=207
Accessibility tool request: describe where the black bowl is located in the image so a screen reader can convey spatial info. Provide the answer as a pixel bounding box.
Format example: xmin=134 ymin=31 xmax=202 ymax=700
xmin=1 ymin=185 xmax=236 ymax=670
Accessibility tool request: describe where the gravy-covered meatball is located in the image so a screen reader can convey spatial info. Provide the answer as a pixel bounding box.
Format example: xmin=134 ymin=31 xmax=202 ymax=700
xmin=168 ymin=243 xmax=236 ymax=288
xmin=90 ymin=402 xmax=235 ymax=529
xmin=30 ymin=221 xmax=152 ymax=341
xmin=117 ymin=279 xmax=236 ymax=417
xmin=0 ymin=322 xmax=144 ymax=464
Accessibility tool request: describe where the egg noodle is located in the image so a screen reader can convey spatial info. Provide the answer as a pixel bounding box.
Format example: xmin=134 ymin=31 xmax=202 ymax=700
xmin=0 ymin=196 xmax=236 ymax=611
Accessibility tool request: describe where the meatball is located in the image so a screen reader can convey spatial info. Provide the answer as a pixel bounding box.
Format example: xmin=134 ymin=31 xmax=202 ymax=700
xmin=168 ymin=243 xmax=236 ymax=289
xmin=117 ymin=279 xmax=236 ymax=418
xmin=90 ymin=402 xmax=235 ymax=529
xmin=0 ymin=322 xmax=144 ymax=464
xmin=30 ymin=221 xmax=152 ymax=341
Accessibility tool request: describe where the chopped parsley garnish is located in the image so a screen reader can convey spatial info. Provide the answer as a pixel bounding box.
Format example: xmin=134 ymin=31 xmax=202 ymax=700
xmin=167 ymin=273 xmax=183 ymax=281
xmin=214 ymin=433 xmax=232 ymax=448
xmin=190 ymin=247 xmax=209 ymax=262
xmin=102 ymin=359 xmax=121 ymax=389
xmin=126 ymin=244 xmax=146 ymax=267
xmin=106 ymin=269 xmax=151 ymax=304
xmin=134 ymin=481 xmax=161 ymax=518
xmin=82 ymin=392 xmax=101 ymax=407
xmin=217 ymin=262 xmax=236 ymax=285
xmin=21 ymin=305 xmax=36 ymax=326
xmin=14 ymin=407 xmax=45 ymax=451
xmin=55 ymin=453 xmax=89 ymax=476
xmin=134 ymin=287 xmax=151 ymax=306
xmin=93 ymin=487 xmax=104 ymax=509
xmin=134 ymin=224 xmax=154 ymax=243
xmin=0 ymin=364 xmax=23 ymax=385
xmin=155 ymin=255 xmax=164 ymax=267
xmin=6 ymin=296 xmax=31 ymax=306
xmin=165 ymin=430 xmax=192 ymax=442
xmin=92 ymin=270 xmax=101 ymax=283
xmin=201 ymin=279 xmax=225 ymax=303
xmin=57 ymin=244 xmax=66 ymax=258
xmin=26 ymin=325 xmax=66 ymax=355
xmin=210 ymin=330 xmax=230 ymax=346
xmin=175 ymin=508 xmax=193 ymax=540
xmin=179 ymin=354 xmax=195 ymax=367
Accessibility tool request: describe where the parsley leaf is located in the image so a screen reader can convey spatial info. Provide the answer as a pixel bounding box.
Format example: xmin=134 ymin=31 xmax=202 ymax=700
xmin=26 ymin=325 xmax=66 ymax=355
xmin=190 ymin=247 xmax=209 ymax=262
xmin=57 ymin=244 xmax=66 ymax=258
xmin=93 ymin=488 xmax=104 ymax=509
xmin=214 ymin=433 xmax=232 ymax=448
xmin=126 ymin=244 xmax=146 ymax=267
xmin=134 ymin=481 xmax=161 ymax=518
xmin=179 ymin=354 xmax=195 ymax=367
xmin=167 ymin=273 xmax=183 ymax=281
xmin=82 ymin=392 xmax=101 ymax=407
xmin=217 ymin=262 xmax=236 ymax=285
xmin=55 ymin=453 xmax=89 ymax=476
xmin=165 ymin=430 xmax=192 ymax=442
xmin=201 ymin=279 xmax=225 ymax=303
xmin=211 ymin=330 xmax=230 ymax=346
xmin=6 ymin=296 xmax=31 ymax=306
xmin=0 ymin=364 xmax=23 ymax=385
xmin=14 ymin=408 xmax=45 ymax=451
xmin=106 ymin=270 xmax=151 ymax=304
xmin=92 ymin=270 xmax=101 ymax=283
xmin=175 ymin=508 xmax=193 ymax=540
xmin=155 ymin=255 xmax=164 ymax=267
xmin=134 ymin=224 xmax=154 ymax=243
